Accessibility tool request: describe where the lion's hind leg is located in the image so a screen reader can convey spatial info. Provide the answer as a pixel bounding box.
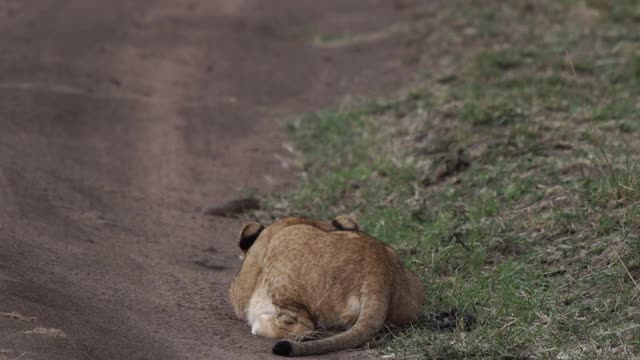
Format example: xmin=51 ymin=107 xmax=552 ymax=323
xmin=251 ymin=306 xmax=315 ymax=339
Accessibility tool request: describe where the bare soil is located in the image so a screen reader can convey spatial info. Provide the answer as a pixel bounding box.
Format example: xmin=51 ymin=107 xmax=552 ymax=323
xmin=0 ymin=1 xmax=435 ymax=359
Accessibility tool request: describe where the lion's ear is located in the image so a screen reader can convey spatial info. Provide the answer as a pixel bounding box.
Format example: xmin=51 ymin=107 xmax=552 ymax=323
xmin=330 ymin=215 xmax=359 ymax=231
xmin=239 ymin=222 xmax=264 ymax=252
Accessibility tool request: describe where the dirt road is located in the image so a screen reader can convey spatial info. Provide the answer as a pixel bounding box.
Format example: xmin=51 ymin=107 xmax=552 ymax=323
xmin=0 ymin=1 xmax=429 ymax=359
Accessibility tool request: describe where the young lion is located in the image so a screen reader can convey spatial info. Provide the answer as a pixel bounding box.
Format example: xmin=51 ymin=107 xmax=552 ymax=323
xmin=229 ymin=216 xmax=425 ymax=356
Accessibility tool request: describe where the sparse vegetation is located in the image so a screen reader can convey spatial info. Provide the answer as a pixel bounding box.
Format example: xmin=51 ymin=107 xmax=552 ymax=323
xmin=312 ymin=33 xmax=355 ymax=46
xmin=258 ymin=1 xmax=640 ymax=359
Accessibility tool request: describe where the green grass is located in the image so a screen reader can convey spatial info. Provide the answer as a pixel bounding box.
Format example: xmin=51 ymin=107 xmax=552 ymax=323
xmin=312 ymin=33 xmax=355 ymax=45
xmin=259 ymin=1 xmax=640 ymax=359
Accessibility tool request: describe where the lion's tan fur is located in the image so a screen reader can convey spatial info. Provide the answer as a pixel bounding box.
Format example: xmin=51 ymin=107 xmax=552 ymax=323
xmin=229 ymin=216 xmax=425 ymax=356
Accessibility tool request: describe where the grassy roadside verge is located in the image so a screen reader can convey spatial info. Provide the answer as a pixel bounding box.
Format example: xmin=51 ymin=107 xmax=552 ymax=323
xmin=261 ymin=1 xmax=640 ymax=359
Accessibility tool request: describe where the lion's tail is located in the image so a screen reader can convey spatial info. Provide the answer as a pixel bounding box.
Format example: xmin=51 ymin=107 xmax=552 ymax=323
xmin=271 ymin=281 xmax=390 ymax=357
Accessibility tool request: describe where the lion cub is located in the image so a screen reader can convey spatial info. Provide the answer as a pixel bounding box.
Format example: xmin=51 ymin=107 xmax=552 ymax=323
xmin=229 ymin=216 xmax=425 ymax=356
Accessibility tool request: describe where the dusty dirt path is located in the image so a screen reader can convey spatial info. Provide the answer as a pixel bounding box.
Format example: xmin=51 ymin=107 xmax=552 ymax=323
xmin=0 ymin=1 xmax=433 ymax=359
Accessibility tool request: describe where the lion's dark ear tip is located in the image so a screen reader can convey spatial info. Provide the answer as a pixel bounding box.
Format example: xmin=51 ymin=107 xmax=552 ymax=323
xmin=330 ymin=215 xmax=359 ymax=231
xmin=239 ymin=222 xmax=264 ymax=252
